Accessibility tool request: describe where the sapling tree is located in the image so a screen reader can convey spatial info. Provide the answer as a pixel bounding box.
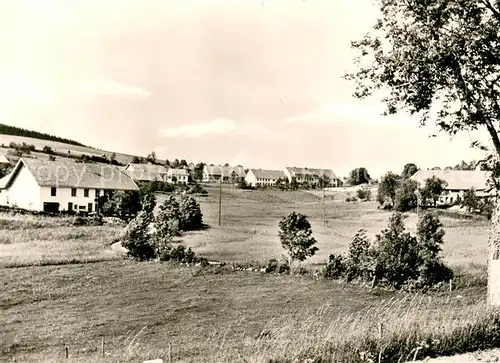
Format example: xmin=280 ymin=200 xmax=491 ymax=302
xmin=279 ymin=212 xmax=318 ymax=264
xmin=121 ymin=193 xmax=156 ymax=261
xmin=419 ymin=176 xmax=447 ymax=207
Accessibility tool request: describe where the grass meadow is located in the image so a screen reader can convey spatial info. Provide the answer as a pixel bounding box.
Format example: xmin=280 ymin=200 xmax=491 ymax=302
xmin=0 ymin=185 xmax=493 ymax=362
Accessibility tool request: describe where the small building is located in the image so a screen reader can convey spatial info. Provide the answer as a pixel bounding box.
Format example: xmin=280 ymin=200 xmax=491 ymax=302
xmin=283 ymin=167 xmax=341 ymax=187
xmin=123 ymin=163 xmax=168 ymax=182
xmin=167 ymin=168 xmax=189 ymax=184
xmin=0 ymin=158 xmax=138 ymax=213
xmin=411 ymin=169 xmax=491 ymax=205
xmin=245 ymin=169 xmax=287 ymax=187
xmin=202 ymin=164 xmax=246 ymax=183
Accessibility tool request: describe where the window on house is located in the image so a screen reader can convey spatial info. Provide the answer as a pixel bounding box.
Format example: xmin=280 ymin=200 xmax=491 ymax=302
xmin=71 ymin=188 xmax=77 ymax=197
xmin=84 ymin=189 xmax=89 ymax=197
xmin=79 ymin=205 xmax=86 ymax=210
xmin=51 ymin=187 xmax=57 ymax=196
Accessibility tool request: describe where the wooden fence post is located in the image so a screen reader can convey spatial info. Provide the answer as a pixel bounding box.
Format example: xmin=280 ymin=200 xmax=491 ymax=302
xmin=378 ymin=322 xmax=383 ymax=363
xmin=168 ymin=342 xmax=172 ymax=363
xmin=101 ymin=336 xmax=105 ymax=357
xmin=65 ymin=345 xmax=69 ymax=359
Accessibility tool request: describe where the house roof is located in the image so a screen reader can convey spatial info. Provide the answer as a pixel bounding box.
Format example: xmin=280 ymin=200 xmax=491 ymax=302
xmin=125 ymin=163 xmax=168 ymax=174
xmin=285 ymin=167 xmax=337 ymax=179
xmin=168 ymin=168 xmax=189 ymax=176
xmin=411 ymin=169 xmax=490 ymax=191
xmin=205 ymin=165 xmax=246 ymax=177
xmin=249 ymin=169 xmax=286 ymax=180
xmin=123 ymin=169 xmax=166 ymax=182
xmin=1 ymin=158 xmax=139 ymax=190
xmin=0 ymin=172 xmax=12 ymax=189
xmin=308 ymin=168 xmax=338 ymax=180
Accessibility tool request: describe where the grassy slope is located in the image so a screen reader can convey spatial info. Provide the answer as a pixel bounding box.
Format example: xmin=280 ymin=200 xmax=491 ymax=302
xmin=0 ymin=213 xmax=123 ymax=268
xmin=0 ymin=261 xmax=485 ymax=363
xmin=0 ymin=134 xmax=140 ymax=165
xmin=179 ymin=185 xmax=489 ymax=267
xmin=0 ymin=187 xmax=492 ymax=362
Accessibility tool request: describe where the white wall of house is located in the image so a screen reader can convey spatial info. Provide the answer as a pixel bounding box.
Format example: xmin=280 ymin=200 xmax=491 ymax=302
xmin=244 ymin=171 xmax=257 ymax=186
xmin=40 ymin=187 xmax=104 ymax=212
xmin=0 ymin=165 xmax=41 ymax=210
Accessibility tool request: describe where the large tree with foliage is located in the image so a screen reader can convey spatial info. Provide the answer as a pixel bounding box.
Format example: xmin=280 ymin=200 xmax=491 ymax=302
xmin=402 ymin=163 xmax=418 ymax=179
xmin=346 ymin=0 xmax=500 ymax=304
xmin=347 ymin=167 xmax=371 ymax=186
xmin=377 ymin=171 xmax=399 ymax=207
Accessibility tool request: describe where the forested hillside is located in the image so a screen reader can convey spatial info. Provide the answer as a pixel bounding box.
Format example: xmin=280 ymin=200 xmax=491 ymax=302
xmin=0 ymin=123 xmax=86 ymax=147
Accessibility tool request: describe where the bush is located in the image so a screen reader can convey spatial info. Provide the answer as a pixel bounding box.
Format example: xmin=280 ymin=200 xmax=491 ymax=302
xmin=265 ymin=259 xmax=279 ymax=273
xmin=279 ymin=212 xmax=318 ymax=263
xmin=323 ymin=253 xmax=346 ymax=279
xmin=121 ymin=194 xmax=156 ymax=261
xmin=278 ymin=261 xmax=290 ymax=274
xmin=187 ymin=184 xmax=208 ymax=195
xmin=97 ymin=190 xmax=141 ymax=221
xmin=157 ymin=243 xmax=206 ymax=264
xmin=155 ymin=196 xmax=182 ymax=239
xmin=356 ymin=188 xmax=372 ymax=201
xmin=179 ymin=195 xmax=203 ymax=231
xmin=322 ymin=212 xmax=453 ymax=290
xmin=394 ymin=179 xmax=418 ymax=212
xmin=42 ymin=145 xmax=54 ymax=154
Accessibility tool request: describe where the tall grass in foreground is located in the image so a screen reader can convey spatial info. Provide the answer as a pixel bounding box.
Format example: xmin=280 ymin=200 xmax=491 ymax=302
xmin=82 ymin=292 xmax=498 ymax=363
xmin=224 ymin=295 xmax=498 ymax=363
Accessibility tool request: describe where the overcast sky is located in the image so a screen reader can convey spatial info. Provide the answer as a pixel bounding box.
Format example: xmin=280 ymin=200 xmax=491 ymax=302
xmin=0 ymin=0 xmax=491 ymax=178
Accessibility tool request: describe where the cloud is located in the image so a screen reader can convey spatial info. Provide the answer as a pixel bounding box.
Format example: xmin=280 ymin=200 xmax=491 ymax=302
xmin=284 ymin=102 xmax=410 ymax=126
xmin=158 ymin=118 xmax=271 ymax=138
xmin=77 ymin=79 xmax=150 ymax=98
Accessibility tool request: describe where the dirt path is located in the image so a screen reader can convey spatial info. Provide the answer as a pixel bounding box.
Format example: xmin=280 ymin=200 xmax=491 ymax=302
xmin=416 ymin=349 xmax=500 ymax=362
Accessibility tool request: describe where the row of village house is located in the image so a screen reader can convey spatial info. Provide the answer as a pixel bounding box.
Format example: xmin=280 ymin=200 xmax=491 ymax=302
xmin=0 ymin=156 xmax=493 ymax=213
xmin=119 ymin=163 xmax=343 ymax=187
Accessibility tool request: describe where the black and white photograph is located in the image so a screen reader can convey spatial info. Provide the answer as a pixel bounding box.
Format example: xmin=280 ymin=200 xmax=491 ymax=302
xmin=2 ymin=0 xmax=500 ymax=362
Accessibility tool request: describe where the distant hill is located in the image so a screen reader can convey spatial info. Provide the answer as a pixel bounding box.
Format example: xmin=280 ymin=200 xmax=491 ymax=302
xmin=0 ymin=123 xmax=87 ymax=147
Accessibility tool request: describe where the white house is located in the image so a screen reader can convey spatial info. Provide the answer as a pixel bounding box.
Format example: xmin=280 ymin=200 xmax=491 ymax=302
xmin=283 ymin=167 xmax=341 ymax=187
xmin=123 ymin=163 xmax=168 ymax=182
xmin=167 ymin=168 xmax=189 ymax=184
xmin=0 ymin=158 xmax=139 ymax=213
xmin=411 ymin=169 xmax=492 ymax=205
xmin=245 ymin=169 xmax=287 ymax=187
xmin=202 ymin=165 xmax=246 ymax=183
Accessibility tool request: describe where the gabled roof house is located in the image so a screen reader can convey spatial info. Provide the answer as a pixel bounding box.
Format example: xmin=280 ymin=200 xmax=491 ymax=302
xmin=283 ymin=167 xmax=341 ymax=187
xmin=124 ymin=163 xmax=168 ymax=182
xmin=245 ymin=169 xmax=287 ymax=187
xmin=202 ymin=164 xmax=246 ymax=183
xmin=410 ymin=169 xmax=492 ymax=205
xmin=0 ymin=158 xmax=138 ymax=213
xmin=167 ymin=168 xmax=189 ymax=184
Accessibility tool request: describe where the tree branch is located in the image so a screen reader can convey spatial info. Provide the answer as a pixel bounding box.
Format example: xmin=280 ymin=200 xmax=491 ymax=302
xmin=482 ymin=0 xmax=500 ymax=22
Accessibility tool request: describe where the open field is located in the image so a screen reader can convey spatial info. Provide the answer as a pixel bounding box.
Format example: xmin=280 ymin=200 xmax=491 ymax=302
xmin=0 ymin=212 xmax=123 ymax=268
xmin=0 ymin=261 xmax=488 ymax=363
xmin=177 ymin=185 xmax=489 ymax=268
xmin=0 ymin=186 xmax=493 ymax=362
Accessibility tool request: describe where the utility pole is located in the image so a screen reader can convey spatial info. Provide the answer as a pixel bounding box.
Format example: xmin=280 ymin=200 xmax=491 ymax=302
xmin=322 ymin=179 xmax=326 ymax=229
xmin=218 ymin=178 xmax=222 ymax=226
xmin=416 ymin=190 xmax=420 ymax=219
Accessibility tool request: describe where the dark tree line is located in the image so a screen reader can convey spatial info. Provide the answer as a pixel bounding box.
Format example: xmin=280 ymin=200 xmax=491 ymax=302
xmin=0 ymin=123 xmax=86 ymax=147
